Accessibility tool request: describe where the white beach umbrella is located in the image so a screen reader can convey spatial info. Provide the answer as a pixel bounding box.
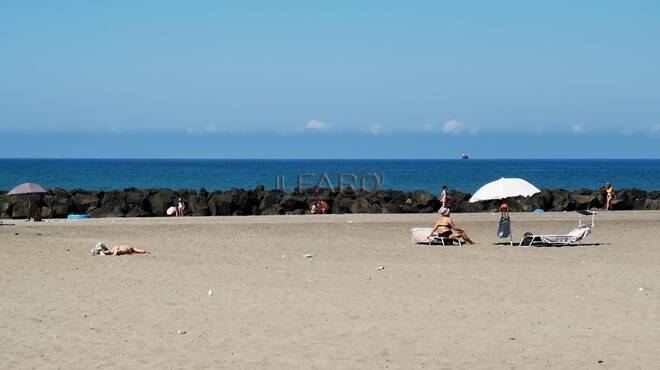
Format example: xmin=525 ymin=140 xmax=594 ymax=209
xmin=469 ymin=178 xmax=541 ymax=203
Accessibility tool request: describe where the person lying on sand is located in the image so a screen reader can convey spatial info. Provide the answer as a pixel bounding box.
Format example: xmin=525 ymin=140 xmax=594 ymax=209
xmin=429 ymin=207 xmax=477 ymax=245
xmin=92 ymin=242 xmax=150 ymax=256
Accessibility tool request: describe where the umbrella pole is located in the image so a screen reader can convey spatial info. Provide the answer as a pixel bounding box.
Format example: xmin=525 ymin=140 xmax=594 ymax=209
xmin=27 ymin=194 xmax=30 ymax=221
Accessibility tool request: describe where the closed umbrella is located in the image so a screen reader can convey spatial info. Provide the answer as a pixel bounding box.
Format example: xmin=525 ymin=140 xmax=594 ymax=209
xmin=469 ymin=178 xmax=540 ymax=202
xmin=8 ymin=183 xmax=48 ymax=220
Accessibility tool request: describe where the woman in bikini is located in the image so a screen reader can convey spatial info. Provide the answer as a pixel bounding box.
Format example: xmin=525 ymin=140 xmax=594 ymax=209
xmin=605 ymin=182 xmax=615 ymax=211
xmin=429 ymin=207 xmax=477 ymax=244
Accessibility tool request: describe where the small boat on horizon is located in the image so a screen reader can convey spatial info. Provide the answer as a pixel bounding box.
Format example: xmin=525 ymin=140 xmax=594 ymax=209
xmin=461 ymin=154 xmax=470 ymax=160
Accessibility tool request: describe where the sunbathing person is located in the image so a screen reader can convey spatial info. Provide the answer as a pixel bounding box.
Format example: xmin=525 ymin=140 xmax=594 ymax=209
xmin=429 ymin=207 xmax=477 ymax=244
xmin=92 ymin=242 xmax=150 ymax=256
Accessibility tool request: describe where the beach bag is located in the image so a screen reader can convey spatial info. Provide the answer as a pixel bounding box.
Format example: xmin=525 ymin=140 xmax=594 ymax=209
xmin=498 ymin=216 xmax=511 ymax=238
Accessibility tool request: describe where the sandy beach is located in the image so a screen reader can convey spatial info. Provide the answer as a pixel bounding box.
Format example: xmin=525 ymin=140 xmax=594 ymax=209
xmin=1 ymin=211 xmax=659 ymax=369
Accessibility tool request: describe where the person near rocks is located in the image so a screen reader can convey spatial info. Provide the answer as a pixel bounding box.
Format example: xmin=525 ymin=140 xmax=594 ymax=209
xmin=604 ymin=183 xmax=616 ymax=211
xmin=92 ymin=242 xmax=150 ymax=256
xmin=429 ymin=207 xmax=477 ymax=244
xmin=310 ymin=200 xmax=329 ymax=214
xmin=28 ymin=198 xmax=43 ymax=221
xmin=439 ymin=185 xmax=449 ymax=208
xmin=176 ymin=197 xmax=185 ymax=217
xmin=499 ymin=202 xmax=509 ymax=218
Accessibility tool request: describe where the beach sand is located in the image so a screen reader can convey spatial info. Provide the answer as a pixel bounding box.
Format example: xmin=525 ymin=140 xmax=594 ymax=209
xmin=1 ymin=211 xmax=659 ymax=369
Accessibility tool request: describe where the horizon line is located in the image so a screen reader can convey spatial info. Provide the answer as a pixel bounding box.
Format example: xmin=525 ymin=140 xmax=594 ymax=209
xmin=1 ymin=157 xmax=660 ymax=161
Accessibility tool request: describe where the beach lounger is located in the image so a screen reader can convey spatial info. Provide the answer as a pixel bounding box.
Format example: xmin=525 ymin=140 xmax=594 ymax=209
xmin=410 ymin=227 xmax=464 ymax=246
xmin=519 ymin=210 xmax=596 ymax=247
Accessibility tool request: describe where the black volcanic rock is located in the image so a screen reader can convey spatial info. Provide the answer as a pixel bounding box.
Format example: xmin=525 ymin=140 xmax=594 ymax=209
xmin=188 ymin=195 xmax=210 ymax=216
xmin=1 ymin=186 xmax=658 ymax=218
xmin=570 ymin=193 xmax=599 ymax=210
xmin=412 ymin=190 xmax=440 ymax=211
xmin=148 ymin=189 xmax=174 ymax=216
xmin=208 ymin=192 xmax=233 ymax=216
xmin=0 ymin=193 xmax=12 ymax=218
xmin=126 ymin=189 xmax=150 ymax=212
xmin=550 ymin=189 xmax=573 ymax=211
xmin=44 ymin=193 xmax=72 ymax=218
xmin=259 ymin=191 xmax=283 ymax=214
xmin=89 ymin=206 xmax=124 ymax=218
xmin=125 ymin=206 xmax=150 ymax=217
xmin=280 ymin=194 xmax=308 ymax=212
xmin=71 ymin=191 xmax=100 ymax=214
xmin=102 ymin=190 xmax=128 ymax=214
xmin=349 ymin=197 xmax=380 ymax=213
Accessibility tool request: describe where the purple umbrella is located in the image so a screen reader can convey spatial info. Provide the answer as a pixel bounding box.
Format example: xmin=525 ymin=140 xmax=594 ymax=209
xmin=8 ymin=183 xmax=47 ymax=220
xmin=8 ymin=183 xmax=47 ymax=195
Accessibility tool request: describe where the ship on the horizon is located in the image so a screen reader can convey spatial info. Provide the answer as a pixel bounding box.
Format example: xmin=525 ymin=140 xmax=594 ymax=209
xmin=461 ymin=153 xmax=470 ymax=160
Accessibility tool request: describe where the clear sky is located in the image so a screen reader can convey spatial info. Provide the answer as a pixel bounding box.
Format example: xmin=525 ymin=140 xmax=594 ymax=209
xmin=1 ymin=1 xmax=659 ymax=158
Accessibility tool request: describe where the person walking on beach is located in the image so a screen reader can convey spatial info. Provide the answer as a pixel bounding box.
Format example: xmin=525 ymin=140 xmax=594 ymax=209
xmin=604 ymin=182 xmax=616 ymax=211
xmin=429 ymin=207 xmax=477 ymax=245
xmin=439 ymin=185 xmax=449 ymax=208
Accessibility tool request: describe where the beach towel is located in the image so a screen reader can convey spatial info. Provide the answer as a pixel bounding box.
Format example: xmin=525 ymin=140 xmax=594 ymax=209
xmin=411 ymin=227 xmax=434 ymax=244
xmin=539 ymin=226 xmax=592 ymax=244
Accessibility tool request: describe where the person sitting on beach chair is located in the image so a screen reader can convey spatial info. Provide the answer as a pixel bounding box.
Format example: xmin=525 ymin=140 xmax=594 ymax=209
xmin=92 ymin=242 xmax=150 ymax=256
xmin=429 ymin=207 xmax=477 ymax=245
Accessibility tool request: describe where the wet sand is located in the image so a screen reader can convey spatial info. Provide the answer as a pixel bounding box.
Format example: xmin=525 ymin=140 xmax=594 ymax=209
xmin=1 ymin=211 xmax=659 ymax=369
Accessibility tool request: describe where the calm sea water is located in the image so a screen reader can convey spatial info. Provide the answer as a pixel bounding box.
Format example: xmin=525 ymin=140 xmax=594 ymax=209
xmin=0 ymin=159 xmax=659 ymax=194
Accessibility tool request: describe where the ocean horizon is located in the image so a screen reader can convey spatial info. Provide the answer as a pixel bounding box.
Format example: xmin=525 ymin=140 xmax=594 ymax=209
xmin=1 ymin=158 xmax=659 ymax=194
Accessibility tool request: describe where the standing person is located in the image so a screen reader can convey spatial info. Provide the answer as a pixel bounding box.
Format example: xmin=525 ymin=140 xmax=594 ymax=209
xmin=499 ymin=202 xmax=509 ymax=218
xmin=439 ymin=185 xmax=449 ymax=208
xmin=604 ymin=183 xmax=616 ymax=211
xmin=176 ymin=197 xmax=185 ymax=217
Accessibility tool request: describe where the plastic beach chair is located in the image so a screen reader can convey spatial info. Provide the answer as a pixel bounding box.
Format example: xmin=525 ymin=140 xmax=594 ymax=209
xmin=410 ymin=227 xmax=464 ymax=247
xmin=519 ymin=210 xmax=597 ymax=247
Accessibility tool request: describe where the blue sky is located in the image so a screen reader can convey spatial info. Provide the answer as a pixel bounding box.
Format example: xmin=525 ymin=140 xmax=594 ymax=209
xmin=1 ymin=1 xmax=659 ymax=158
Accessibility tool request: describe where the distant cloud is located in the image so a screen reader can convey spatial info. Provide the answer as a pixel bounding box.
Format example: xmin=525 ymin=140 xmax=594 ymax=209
xmin=305 ymin=119 xmax=331 ymax=131
xmin=442 ymin=119 xmax=463 ymax=135
xmin=368 ymin=124 xmax=384 ymax=135
xmin=651 ymin=124 xmax=660 ymax=134
xmin=571 ymin=125 xmax=586 ymax=134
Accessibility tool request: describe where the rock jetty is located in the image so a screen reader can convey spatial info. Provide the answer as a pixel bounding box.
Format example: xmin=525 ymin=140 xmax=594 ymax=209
xmin=1 ymin=186 xmax=658 ymax=219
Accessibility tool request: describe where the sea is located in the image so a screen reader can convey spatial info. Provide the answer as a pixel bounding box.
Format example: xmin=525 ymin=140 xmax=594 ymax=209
xmin=1 ymin=159 xmax=659 ymax=194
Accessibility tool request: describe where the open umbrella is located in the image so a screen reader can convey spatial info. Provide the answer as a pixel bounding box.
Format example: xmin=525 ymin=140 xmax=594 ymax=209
xmin=8 ymin=183 xmax=47 ymax=220
xmin=469 ymin=178 xmax=540 ymax=246
xmin=469 ymin=178 xmax=540 ymax=203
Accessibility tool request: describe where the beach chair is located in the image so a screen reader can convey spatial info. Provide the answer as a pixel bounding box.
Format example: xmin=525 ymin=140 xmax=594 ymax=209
xmin=519 ymin=210 xmax=597 ymax=247
xmin=410 ymin=227 xmax=464 ymax=246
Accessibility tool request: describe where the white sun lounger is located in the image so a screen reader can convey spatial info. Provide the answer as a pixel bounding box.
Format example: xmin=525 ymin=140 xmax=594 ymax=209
xmin=411 ymin=227 xmax=464 ymax=247
xmin=519 ymin=210 xmax=597 ymax=247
